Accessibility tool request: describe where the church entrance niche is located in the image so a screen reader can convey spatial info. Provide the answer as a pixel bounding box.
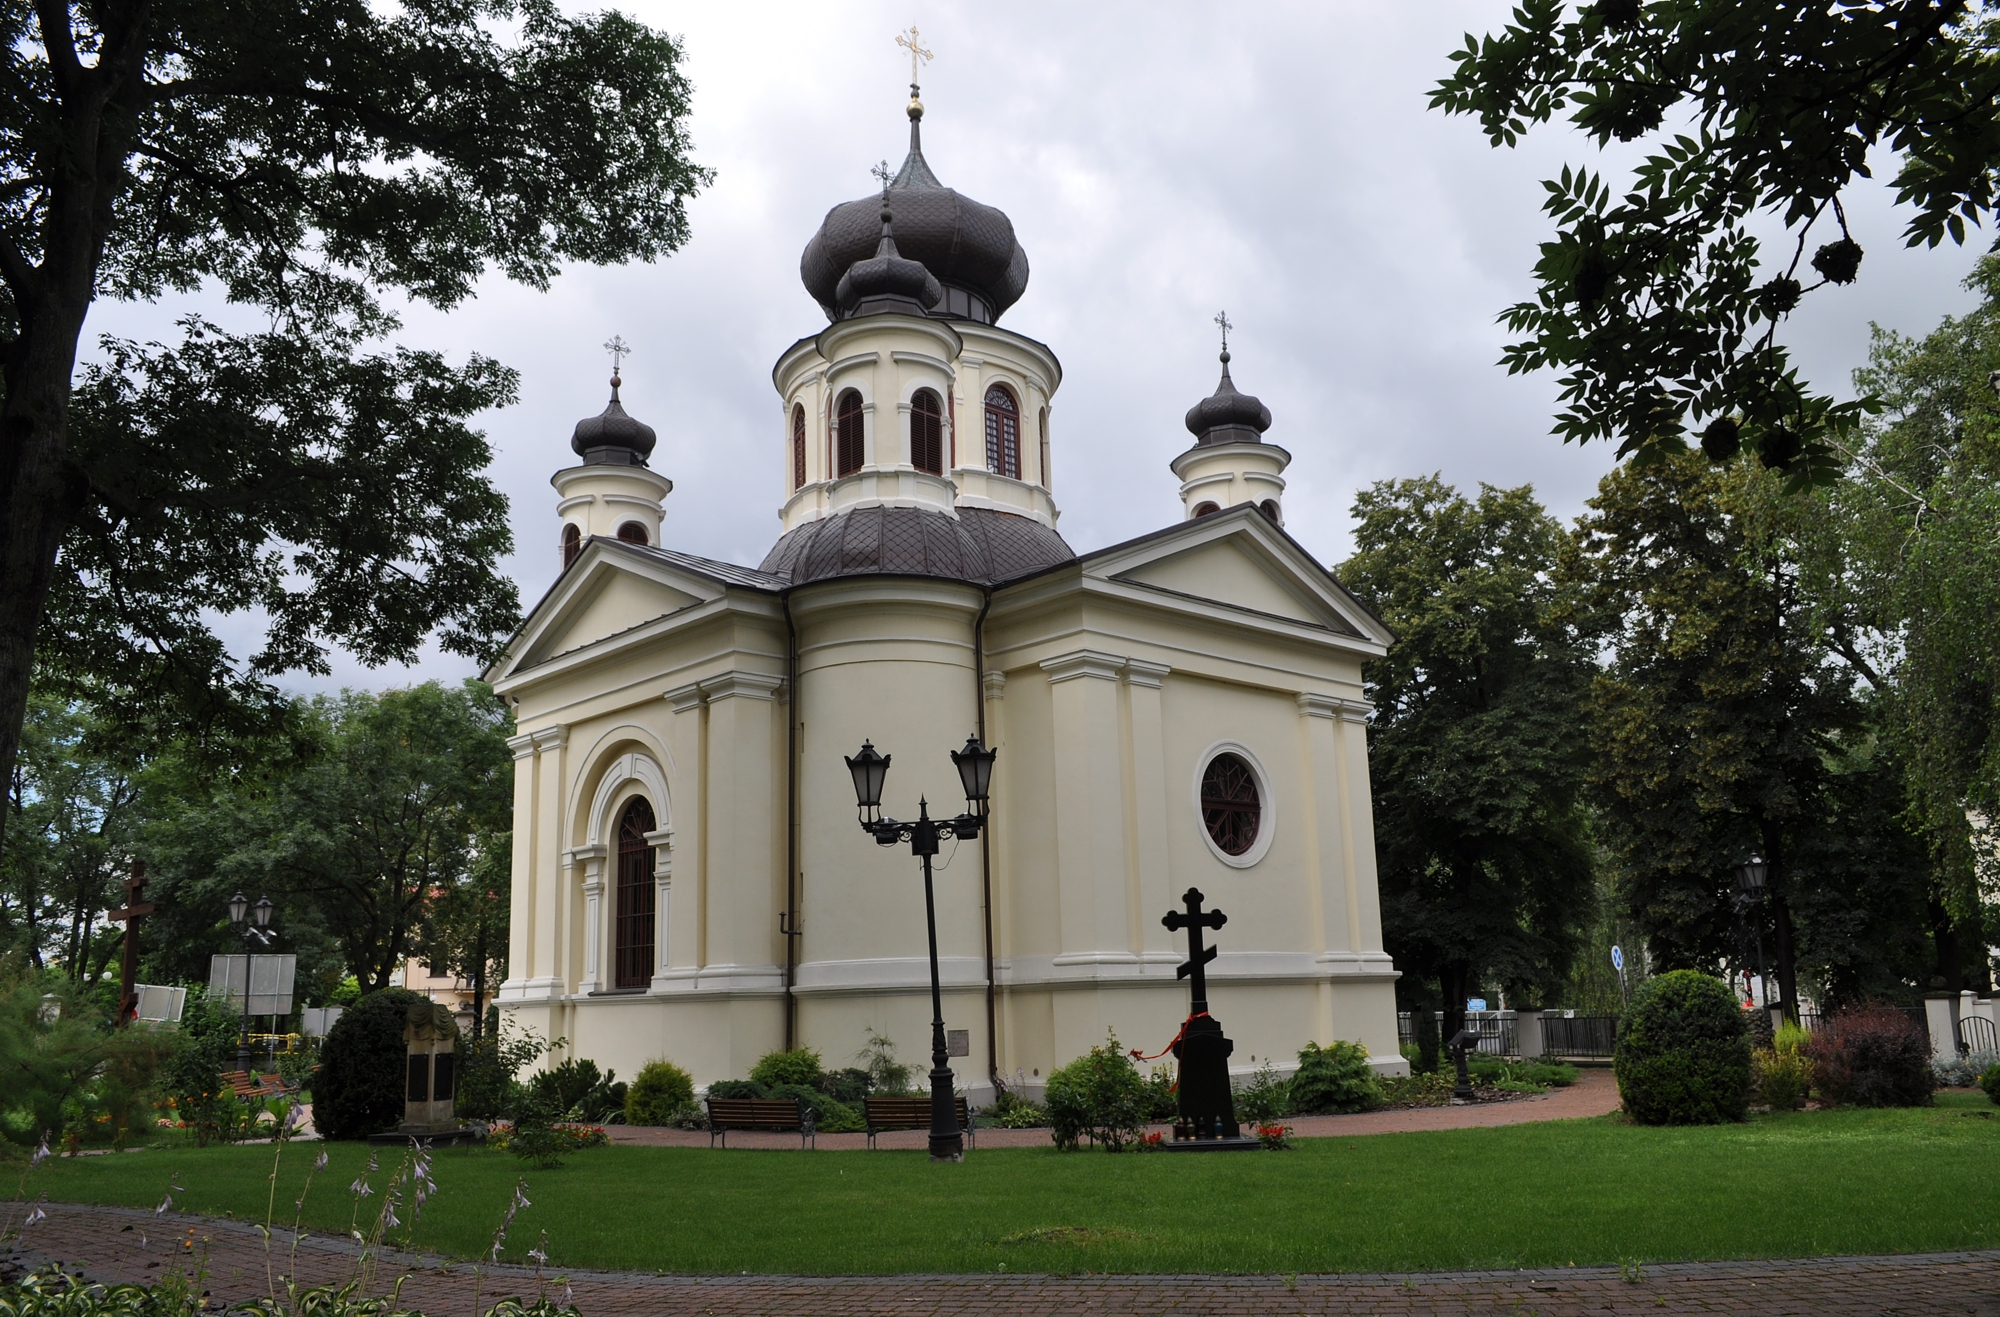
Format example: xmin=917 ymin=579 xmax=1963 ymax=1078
xmin=614 ymin=797 xmax=656 ymax=988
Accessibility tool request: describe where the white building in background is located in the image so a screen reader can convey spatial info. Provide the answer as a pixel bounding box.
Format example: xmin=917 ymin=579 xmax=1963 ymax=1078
xmin=484 ymin=90 xmax=1404 ymax=1102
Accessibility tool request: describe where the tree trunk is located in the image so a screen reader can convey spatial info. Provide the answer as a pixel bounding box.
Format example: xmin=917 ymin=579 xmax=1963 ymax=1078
xmin=1929 ymin=894 xmax=1962 ymax=994
xmin=470 ymin=916 xmax=486 ymax=1043
xmin=1440 ymin=961 xmax=1469 ymax=1053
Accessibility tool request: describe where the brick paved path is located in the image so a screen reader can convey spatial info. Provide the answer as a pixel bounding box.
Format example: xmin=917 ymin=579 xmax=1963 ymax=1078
xmin=610 ymin=1069 xmax=1625 ymax=1151
xmin=17 ymin=1201 xmax=1999 ymax=1317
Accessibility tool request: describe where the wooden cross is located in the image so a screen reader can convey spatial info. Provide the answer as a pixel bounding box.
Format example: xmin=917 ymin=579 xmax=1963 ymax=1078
xmin=1162 ymin=886 xmax=1227 ymax=1015
xmin=896 ymin=26 xmax=933 ymax=88
xmin=106 ymin=859 xmax=158 ymax=1027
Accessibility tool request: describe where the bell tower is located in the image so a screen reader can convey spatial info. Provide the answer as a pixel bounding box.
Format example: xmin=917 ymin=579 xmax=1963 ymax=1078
xmin=1172 ymin=313 xmax=1290 ymax=525
xmin=551 ymin=337 xmax=672 ymax=568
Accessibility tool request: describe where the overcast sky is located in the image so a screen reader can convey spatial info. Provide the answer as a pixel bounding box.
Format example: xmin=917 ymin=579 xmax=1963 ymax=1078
xmin=101 ymin=3 xmax=1991 ymax=696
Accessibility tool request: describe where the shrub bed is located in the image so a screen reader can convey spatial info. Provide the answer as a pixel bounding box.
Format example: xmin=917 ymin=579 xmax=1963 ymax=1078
xmin=1289 ymin=1040 xmax=1382 ymax=1114
xmin=312 ymin=988 xmax=426 ymax=1140
xmin=1046 ymin=1033 xmax=1149 ymax=1151
xmin=1805 ymin=1006 xmax=1935 ymax=1108
xmin=1613 ymin=970 xmax=1751 ymax=1125
xmin=624 ymin=1059 xmax=695 ymax=1125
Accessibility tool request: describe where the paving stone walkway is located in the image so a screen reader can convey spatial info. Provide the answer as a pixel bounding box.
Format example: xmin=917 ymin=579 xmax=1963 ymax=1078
xmin=608 ymin=1069 xmax=1625 ymax=1151
xmin=16 ymin=1202 xmax=1999 ymax=1317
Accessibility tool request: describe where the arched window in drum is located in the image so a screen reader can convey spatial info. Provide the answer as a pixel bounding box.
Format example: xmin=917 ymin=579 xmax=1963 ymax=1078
xmin=983 ymin=385 xmax=1019 ymax=478
xmin=836 ymin=390 xmax=865 ymax=477
xmin=911 ymin=389 xmax=944 ymax=475
xmin=791 ymin=403 xmax=807 ymax=490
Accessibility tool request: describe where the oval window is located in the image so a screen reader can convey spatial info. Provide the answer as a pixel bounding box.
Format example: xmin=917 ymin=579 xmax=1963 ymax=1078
xmin=1199 ymin=753 xmax=1261 ymax=856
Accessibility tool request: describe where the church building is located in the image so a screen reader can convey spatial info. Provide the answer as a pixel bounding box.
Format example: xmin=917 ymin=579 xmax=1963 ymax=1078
xmin=485 ymin=84 xmax=1405 ymax=1102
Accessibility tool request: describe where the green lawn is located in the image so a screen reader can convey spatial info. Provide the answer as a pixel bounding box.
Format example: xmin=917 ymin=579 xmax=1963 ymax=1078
xmin=23 ymin=1095 xmax=2000 ymax=1275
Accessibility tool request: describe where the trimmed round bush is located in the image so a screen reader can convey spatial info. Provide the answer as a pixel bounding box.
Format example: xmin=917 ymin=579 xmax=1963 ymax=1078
xmin=1805 ymin=1006 xmax=1935 ymax=1107
xmin=1046 ymin=1033 xmax=1149 ymax=1152
xmin=1614 ymin=970 xmax=1751 ymax=1125
xmin=1981 ymin=1064 xmax=2000 ymax=1106
xmin=313 ymin=987 xmax=427 ymax=1140
xmin=1289 ymin=1040 xmax=1382 ymax=1114
xmin=750 ymin=1048 xmax=824 ymax=1089
xmin=624 ymin=1059 xmax=695 ymax=1125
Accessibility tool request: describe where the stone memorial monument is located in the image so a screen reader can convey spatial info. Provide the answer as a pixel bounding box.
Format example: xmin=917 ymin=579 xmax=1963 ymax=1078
xmin=370 ymin=1000 xmax=477 ymax=1145
xmin=1161 ymin=887 xmax=1258 ymax=1151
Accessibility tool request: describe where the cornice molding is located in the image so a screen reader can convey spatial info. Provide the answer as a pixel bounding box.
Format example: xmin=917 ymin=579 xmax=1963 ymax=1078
xmin=1123 ymin=658 xmax=1171 ymax=689
xmin=506 ymin=733 xmax=537 ymax=761
xmin=530 ymin=726 xmax=567 ymax=753
xmin=701 ymin=671 xmax=785 ymax=703
xmin=663 ymin=681 xmax=707 ymax=714
xmin=1039 ymin=648 xmax=1126 ymax=685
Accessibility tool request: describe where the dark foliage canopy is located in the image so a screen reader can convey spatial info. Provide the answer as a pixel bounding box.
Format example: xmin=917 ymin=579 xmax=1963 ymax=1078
xmin=0 ymin=0 xmax=713 ymax=838
xmin=1432 ymin=0 xmax=2000 ymax=481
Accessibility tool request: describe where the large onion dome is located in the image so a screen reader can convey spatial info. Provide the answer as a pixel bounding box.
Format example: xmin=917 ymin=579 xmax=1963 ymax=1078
xmin=800 ymin=100 xmax=1029 ymax=324
xmin=571 ymin=375 xmax=658 ymax=466
xmin=833 ymin=192 xmax=943 ymax=317
xmin=1183 ymin=350 xmax=1273 ymax=446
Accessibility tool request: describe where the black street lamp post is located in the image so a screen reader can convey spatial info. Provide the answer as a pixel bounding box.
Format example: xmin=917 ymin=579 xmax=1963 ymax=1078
xmin=1735 ymin=857 xmax=1770 ymax=1020
xmin=845 ymin=735 xmax=996 ymax=1162
xmin=228 ymin=892 xmax=277 ymax=1075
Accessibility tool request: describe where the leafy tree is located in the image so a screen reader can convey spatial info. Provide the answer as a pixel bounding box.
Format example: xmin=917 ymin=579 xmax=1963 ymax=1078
xmin=1340 ymin=476 xmax=1595 ymax=1043
xmin=0 ymin=0 xmax=712 ymax=840
xmin=1568 ymin=446 xmax=1928 ymax=1000
xmin=1431 ymin=0 xmax=2000 ymax=478
xmin=414 ymin=826 xmax=509 ymax=1041
xmin=1800 ymin=256 xmax=2000 ymax=989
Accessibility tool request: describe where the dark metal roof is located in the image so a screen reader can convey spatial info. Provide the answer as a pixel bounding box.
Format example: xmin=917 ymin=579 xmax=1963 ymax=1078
xmin=1183 ymin=352 xmax=1272 ymax=447
xmin=758 ymin=505 xmax=1074 ymax=588
xmin=571 ymin=379 xmax=658 ymax=466
xmin=800 ymin=112 xmax=1029 ymax=323
xmin=834 ymin=194 xmax=943 ymax=318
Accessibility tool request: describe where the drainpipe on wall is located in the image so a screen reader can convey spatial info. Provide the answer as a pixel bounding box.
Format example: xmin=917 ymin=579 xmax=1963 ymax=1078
xmin=973 ymin=587 xmax=999 ymax=1096
xmin=782 ymin=593 xmax=800 ymax=1050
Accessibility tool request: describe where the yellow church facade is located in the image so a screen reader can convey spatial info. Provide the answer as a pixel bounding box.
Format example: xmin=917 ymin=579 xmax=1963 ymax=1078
xmin=485 ymin=94 xmax=1404 ymax=1102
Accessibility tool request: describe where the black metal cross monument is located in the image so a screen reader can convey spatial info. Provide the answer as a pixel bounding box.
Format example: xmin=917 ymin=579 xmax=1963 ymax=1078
xmin=1160 ymin=886 xmax=1256 ymax=1149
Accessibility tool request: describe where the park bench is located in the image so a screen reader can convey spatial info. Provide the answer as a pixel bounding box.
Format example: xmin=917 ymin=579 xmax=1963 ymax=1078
xmin=705 ymin=1096 xmax=816 ymax=1149
xmin=220 ymin=1070 xmax=292 ymax=1101
xmin=862 ymin=1095 xmax=974 ymax=1150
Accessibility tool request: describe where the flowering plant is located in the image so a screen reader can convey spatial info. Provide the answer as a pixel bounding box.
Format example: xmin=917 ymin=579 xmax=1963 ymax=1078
xmin=1254 ymin=1122 xmax=1293 ymax=1151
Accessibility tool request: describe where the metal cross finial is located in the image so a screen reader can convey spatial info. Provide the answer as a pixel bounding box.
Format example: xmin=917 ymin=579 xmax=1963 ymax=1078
xmin=870 ymin=159 xmax=894 ymax=189
xmin=603 ymin=335 xmax=630 ymax=379
xmin=1214 ymin=311 xmax=1232 ymax=355
xmin=896 ymin=25 xmax=933 ymax=87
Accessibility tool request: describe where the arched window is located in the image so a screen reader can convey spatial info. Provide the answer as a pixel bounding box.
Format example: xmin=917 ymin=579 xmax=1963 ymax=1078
xmin=1259 ymin=499 xmax=1282 ymax=526
xmin=984 ymin=385 xmax=1019 ymax=478
xmin=1199 ymin=754 xmax=1261 ymax=857
xmin=1192 ymin=501 xmax=1221 ymax=518
xmin=911 ymin=389 xmax=944 ymax=475
xmin=615 ymin=797 xmax=657 ymax=989
xmin=836 ymin=390 xmax=865 ymax=477
xmin=1038 ymin=407 xmax=1051 ymax=489
xmin=561 ymin=523 xmax=581 ymax=569
xmin=616 ymin=521 xmax=649 ymax=545
xmin=791 ymin=404 xmax=807 ymax=490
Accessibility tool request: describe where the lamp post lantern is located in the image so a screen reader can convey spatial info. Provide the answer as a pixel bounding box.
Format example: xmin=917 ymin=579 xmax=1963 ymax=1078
xmin=845 ymin=736 xmax=993 ymax=1162
xmin=1734 ymin=856 xmax=1771 ymax=1019
xmin=227 ymin=892 xmax=278 ymax=1075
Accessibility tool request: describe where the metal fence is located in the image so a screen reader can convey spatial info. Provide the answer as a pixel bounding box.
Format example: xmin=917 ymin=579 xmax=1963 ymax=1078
xmin=1795 ymin=1006 xmax=1931 ymax=1047
xmin=1542 ymin=1014 xmax=1619 ymax=1058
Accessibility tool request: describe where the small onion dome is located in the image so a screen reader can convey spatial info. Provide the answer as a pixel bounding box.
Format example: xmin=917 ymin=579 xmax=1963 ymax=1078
xmin=1183 ymin=351 xmax=1273 ymax=446
xmin=570 ymin=376 xmax=658 ymax=466
xmin=800 ymin=102 xmax=1028 ymax=324
xmin=834 ymin=194 xmax=943 ymax=317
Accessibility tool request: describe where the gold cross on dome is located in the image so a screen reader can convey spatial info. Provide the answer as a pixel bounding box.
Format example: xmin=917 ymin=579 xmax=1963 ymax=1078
xmin=603 ymin=335 xmax=630 ymax=376
xmin=896 ymin=26 xmax=932 ymax=87
xmin=1214 ymin=311 xmax=1232 ymax=354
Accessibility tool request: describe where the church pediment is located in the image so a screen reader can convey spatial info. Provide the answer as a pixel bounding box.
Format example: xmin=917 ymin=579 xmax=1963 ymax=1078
xmin=1087 ymin=507 xmax=1391 ymax=646
xmin=489 ymin=539 xmax=777 ymax=682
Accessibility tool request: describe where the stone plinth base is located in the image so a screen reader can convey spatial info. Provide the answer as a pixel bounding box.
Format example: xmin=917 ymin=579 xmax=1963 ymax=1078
xmin=1159 ymin=1135 xmax=1260 ymax=1152
xmin=368 ymin=1124 xmax=482 ymax=1147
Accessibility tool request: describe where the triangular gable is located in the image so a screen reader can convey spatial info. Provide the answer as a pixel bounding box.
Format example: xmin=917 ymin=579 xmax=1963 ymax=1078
xmin=488 ymin=540 xmax=738 ymax=681
xmin=1084 ymin=506 xmax=1393 ymax=646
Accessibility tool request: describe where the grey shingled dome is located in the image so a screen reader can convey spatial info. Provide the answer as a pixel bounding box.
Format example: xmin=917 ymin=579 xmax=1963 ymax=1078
xmin=571 ymin=378 xmax=658 ymax=466
xmin=1183 ymin=352 xmax=1273 ymax=446
xmin=759 ymin=505 xmax=1073 ymax=587
xmin=801 ymin=105 xmax=1028 ymax=324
